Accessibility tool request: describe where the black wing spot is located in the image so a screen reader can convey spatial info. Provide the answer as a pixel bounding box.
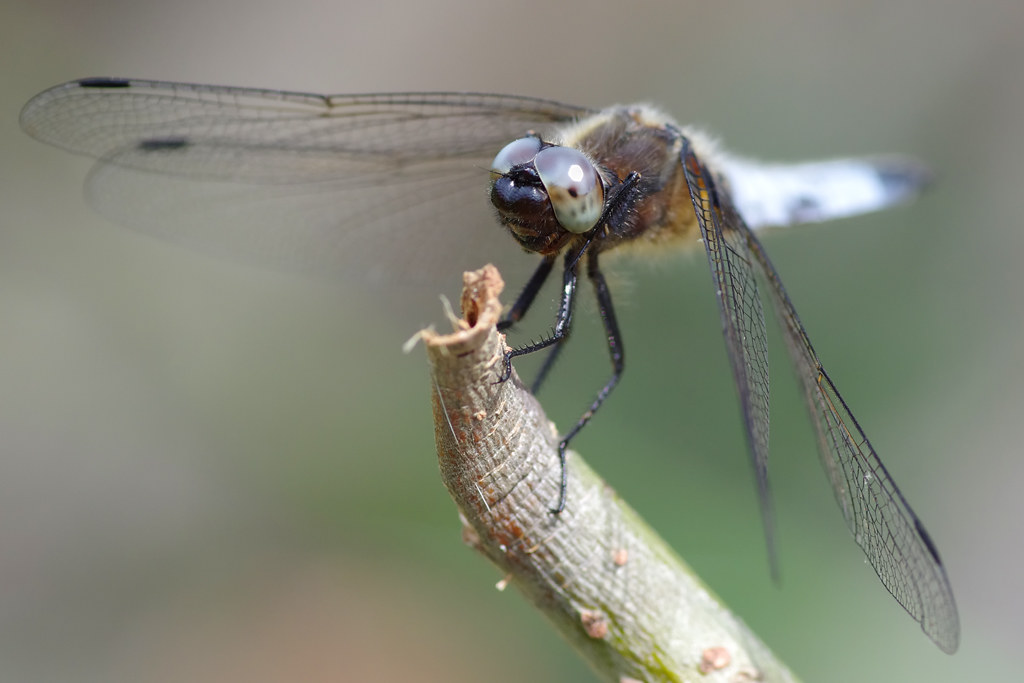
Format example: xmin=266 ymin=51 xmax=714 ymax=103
xmin=915 ymin=518 xmax=944 ymax=566
xmin=78 ymin=77 xmax=132 ymax=88
xmin=138 ymin=137 xmax=189 ymax=152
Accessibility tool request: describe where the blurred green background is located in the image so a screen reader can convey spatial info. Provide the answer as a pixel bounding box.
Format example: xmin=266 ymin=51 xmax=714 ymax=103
xmin=2 ymin=1 xmax=1021 ymax=681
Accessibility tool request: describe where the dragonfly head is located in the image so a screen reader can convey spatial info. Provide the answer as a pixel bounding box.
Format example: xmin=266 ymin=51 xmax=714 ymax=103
xmin=490 ymin=136 xmax=605 ymax=254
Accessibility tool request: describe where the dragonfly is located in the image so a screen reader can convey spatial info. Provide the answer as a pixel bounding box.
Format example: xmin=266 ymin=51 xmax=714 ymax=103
xmin=21 ymin=77 xmax=959 ymax=653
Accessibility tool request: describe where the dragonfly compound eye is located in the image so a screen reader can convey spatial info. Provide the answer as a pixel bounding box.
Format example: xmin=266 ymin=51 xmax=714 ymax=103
xmin=534 ymin=146 xmax=604 ymax=233
xmin=490 ymin=136 xmax=543 ymax=174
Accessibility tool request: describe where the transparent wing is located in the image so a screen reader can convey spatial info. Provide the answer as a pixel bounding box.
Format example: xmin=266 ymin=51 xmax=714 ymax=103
xmin=680 ymin=139 xmax=776 ymax=575
xmin=20 ymin=78 xmax=592 ymax=290
xmin=745 ymin=228 xmax=960 ymax=653
xmin=683 ymin=134 xmax=962 ymax=652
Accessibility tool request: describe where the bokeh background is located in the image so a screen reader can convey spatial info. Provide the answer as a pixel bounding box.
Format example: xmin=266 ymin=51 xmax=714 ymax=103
xmin=3 ymin=1 xmax=1022 ymax=681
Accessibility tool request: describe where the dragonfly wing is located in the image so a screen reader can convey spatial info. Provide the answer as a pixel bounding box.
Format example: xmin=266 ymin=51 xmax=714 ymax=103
xmin=681 ymin=138 xmax=776 ymax=575
xmin=744 ymin=215 xmax=960 ymax=653
xmin=20 ymin=80 xmax=591 ymax=179
xmin=20 ymin=79 xmax=592 ymax=286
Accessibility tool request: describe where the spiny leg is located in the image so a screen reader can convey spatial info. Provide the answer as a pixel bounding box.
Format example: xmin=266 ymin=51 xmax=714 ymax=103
xmin=496 ymin=254 xmax=568 ymax=393
xmin=529 ymin=332 xmax=569 ymax=395
xmin=549 ymin=249 xmax=625 ymax=513
xmin=498 ymin=247 xmax=583 ymax=383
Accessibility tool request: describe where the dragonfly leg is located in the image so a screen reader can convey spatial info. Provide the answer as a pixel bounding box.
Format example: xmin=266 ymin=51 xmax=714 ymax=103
xmin=498 ymin=249 xmax=580 ymax=383
xmin=549 ymin=249 xmax=624 ymax=512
